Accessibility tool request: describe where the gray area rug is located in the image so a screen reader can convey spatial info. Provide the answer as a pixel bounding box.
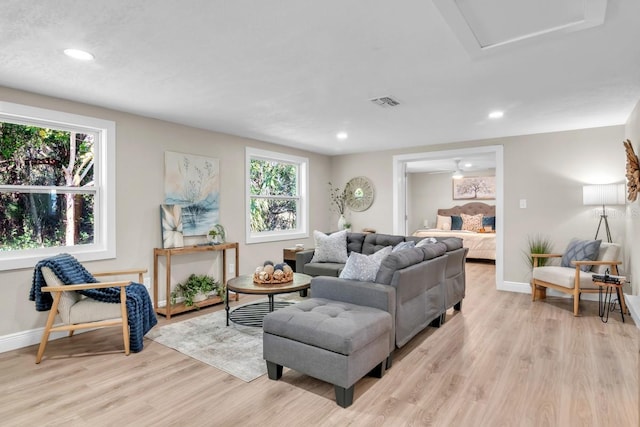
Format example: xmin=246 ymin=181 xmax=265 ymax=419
xmin=146 ymin=295 xmax=300 ymax=382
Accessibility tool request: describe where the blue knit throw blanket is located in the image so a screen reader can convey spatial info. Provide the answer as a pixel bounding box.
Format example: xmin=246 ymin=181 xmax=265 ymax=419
xmin=29 ymin=253 xmax=157 ymax=353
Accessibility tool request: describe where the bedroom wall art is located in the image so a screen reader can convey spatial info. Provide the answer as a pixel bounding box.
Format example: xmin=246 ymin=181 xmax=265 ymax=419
xmin=453 ymin=176 xmax=496 ymax=200
xmin=164 ymin=151 xmax=220 ymax=236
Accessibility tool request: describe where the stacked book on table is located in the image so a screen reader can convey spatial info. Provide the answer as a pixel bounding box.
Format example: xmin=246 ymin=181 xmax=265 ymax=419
xmin=592 ymin=273 xmax=627 ymax=285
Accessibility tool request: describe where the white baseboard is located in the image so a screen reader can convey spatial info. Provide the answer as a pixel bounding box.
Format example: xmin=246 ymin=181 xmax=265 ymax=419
xmin=0 ymin=299 xmax=167 ymax=354
xmin=624 ymin=295 xmax=640 ymax=328
xmin=499 ymin=281 xmax=601 ymax=301
xmin=499 ymin=281 xmax=531 ymax=293
xmin=0 ymin=325 xmax=91 ymax=354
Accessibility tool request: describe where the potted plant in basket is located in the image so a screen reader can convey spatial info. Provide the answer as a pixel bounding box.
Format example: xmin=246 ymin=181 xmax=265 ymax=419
xmin=170 ymin=274 xmax=224 ymax=307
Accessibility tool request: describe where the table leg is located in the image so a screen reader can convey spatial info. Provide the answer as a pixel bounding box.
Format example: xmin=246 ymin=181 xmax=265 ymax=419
xmin=616 ymin=287 xmax=626 ymax=323
xmin=268 ymin=294 xmax=274 ymax=312
xmin=225 ymin=285 xmax=230 ymax=326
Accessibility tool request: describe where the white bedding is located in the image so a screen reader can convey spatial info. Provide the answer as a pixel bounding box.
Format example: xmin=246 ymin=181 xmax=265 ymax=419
xmin=412 ymin=229 xmax=496 ymax=260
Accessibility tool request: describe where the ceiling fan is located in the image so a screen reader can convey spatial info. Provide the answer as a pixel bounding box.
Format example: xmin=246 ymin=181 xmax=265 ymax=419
xmin=423 ymin=159 xmax=465 ymax=177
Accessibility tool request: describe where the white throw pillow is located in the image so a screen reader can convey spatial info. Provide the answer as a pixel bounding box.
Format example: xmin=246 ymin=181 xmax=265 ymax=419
xmin=310 ymin=230 xmax=348 ymax=263
xmin=436 ymin=215 xmax=451 ymax=230
xmin=339 ymin=246 xmax=392 ymax=282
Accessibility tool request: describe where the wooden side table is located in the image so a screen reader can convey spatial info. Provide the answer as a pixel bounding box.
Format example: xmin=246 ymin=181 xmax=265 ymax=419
xmin=283 ymin=247 xmax=304 ymax=271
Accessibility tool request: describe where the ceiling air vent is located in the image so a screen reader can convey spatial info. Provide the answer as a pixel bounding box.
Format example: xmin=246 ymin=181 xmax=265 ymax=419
xmin=370 ymin=96 xmax=400 ymax=108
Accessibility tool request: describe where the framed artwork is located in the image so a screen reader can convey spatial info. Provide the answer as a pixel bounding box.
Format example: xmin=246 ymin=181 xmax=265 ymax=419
xmin=453 ymin=176 xmax=496 ymax=200
xmin=164 ymin=151 xmax=220 ymax=236
xmin=160 ymin=204 xmax=184 ymax=248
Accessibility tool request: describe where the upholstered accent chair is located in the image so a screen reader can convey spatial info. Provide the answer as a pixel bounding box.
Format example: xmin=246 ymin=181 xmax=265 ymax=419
xmin=35 ymin=266 xmax=146 ymax=363
xmin=531 ymin=241 xmax=622 ymax=316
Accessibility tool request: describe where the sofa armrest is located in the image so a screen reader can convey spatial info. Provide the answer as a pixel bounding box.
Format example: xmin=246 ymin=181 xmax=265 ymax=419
xmin=295 ymin=249 xmax=316 ymax=273
xmin=310 ymin=276 xmax=396 ymax=316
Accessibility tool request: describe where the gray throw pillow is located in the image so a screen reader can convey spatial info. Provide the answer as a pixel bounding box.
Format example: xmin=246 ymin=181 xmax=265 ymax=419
xmin=310 ymin=230 xmax=348 ymax=263
xmin=416 ymin=237 xmax=437 ymax=247
xmin=561 ymin=239 xmax=602 ymax=272
xmin=339 ymin=246 xmax=392 ymax=282
xmin=392 ymin=240 xmax=415 ymax=252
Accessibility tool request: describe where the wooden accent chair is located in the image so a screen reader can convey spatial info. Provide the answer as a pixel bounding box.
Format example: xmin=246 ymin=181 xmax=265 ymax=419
xmin=36 ymin=267 xmax=146 ymax=364
xmin=531 ymin=242 xmax=622 ymax=316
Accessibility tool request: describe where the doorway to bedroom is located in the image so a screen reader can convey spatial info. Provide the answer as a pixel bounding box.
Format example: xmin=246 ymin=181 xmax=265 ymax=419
xmin=392 ymin=145 xmax=504 ymax=289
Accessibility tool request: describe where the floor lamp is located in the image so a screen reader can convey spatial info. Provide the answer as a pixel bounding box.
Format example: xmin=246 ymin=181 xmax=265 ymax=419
xmin=582 ymin=184 xmax=625 ymax=243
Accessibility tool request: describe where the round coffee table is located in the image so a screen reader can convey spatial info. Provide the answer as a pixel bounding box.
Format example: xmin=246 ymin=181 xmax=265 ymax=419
xmin=225 ymin=273 xmax=312 ymax=327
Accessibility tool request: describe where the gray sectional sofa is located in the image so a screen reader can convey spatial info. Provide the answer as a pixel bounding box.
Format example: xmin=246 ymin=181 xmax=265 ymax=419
xmin=296 ymin=232 xmax=469 ymax=349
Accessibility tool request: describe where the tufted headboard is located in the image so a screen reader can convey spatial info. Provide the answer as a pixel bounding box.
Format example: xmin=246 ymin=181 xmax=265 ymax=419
xmin=437 ymin=202 xmax=495 ymax=217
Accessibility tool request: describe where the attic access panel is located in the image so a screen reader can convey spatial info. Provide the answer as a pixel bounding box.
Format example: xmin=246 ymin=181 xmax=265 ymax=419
xmin=433 ymin=0 xmax=607 ymax=54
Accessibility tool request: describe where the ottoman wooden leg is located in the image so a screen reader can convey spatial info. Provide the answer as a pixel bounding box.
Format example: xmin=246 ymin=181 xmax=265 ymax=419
xmin=266 ymin=361 xmax=283 ymax=380
xmin=335 ymin=384 xmax=355 ymax=408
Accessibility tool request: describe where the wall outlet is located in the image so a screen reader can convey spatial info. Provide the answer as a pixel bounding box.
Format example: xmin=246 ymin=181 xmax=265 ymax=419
xmin=143 ymin=277 xmax=151 ymax=291
xmin=519 ymin=199 xmax=527 ymax=209
xmin=229 ymin=263 xmax=236 ymax=276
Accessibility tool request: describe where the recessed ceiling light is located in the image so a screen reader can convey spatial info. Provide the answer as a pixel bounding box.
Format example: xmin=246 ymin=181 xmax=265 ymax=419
xmin=336 ymin=132 xmax=348 ymax=140
xmin=63 ymin=48 xmax=94 ymax=61
xmin=488 ymin=111 xmax=504 ymax=119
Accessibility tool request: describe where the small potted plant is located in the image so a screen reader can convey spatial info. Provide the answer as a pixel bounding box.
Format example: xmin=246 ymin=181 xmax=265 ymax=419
xmin=207 ymin=224 xmax=226 ymax=244
xmin=523 ymin=233 xmax=554 ymax=269
xmin=170 ymin=274 xmax=223 ymax=307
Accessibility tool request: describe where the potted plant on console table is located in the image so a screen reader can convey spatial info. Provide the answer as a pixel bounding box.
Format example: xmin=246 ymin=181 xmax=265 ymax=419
xmin=170 ymin=274 xmax=224 ymax=308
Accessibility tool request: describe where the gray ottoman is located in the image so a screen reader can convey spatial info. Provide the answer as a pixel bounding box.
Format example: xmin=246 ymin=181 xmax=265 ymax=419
xmin=263 ymin=298 xmax=392 ymax=408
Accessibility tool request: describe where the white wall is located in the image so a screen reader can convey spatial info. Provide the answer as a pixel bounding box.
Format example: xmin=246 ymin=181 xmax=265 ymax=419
xmin=407 ymin=169 xmax=496 ymax=232
xmin=0 ymin=86 xmax=331 ymax=339
xmin=625 ymin=99 xmax=640 ymax=295
xmin=330 ymin=125 xmax=626 ymax=286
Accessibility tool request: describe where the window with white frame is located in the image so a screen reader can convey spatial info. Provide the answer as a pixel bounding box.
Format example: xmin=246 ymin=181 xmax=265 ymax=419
xmin=246 ymin=147 xmax=308 ymax=244
xmin=0 ymin=102 xmax=116 ymax=270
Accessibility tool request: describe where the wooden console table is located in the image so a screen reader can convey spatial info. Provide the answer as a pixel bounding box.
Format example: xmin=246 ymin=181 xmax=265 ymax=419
xmin=153 ymin=242 xmax=239 ymax=319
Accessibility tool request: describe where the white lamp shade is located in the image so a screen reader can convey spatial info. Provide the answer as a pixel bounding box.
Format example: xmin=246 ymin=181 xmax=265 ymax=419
xmin=582 ymin=184 xmax=625 ymax=206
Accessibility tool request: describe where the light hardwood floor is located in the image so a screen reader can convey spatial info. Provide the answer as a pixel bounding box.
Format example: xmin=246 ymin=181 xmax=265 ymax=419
xmin=1 ymin=262 xmax=638 ymax=426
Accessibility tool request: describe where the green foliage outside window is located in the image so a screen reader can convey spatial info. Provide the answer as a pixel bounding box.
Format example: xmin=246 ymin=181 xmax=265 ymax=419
xmin=249 ymin=158 xmax=298 ymax=232
xmin=0 ymin=122 xmax=95 ymax=251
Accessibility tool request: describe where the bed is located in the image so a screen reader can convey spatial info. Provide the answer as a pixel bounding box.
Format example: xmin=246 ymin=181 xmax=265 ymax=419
xmin=412 ymin=202 xmax=496 ymax=260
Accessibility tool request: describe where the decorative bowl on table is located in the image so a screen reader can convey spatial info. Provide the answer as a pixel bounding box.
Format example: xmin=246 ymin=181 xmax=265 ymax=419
xmin=253 ymin=261 xmax=294 ymax=284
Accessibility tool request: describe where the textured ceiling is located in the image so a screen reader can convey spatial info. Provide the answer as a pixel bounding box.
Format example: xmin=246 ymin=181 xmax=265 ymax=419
xmin=1 ymin=1 xmax=639 ymax=155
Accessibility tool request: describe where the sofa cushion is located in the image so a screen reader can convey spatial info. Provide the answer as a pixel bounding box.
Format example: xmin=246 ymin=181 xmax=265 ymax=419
xmin=339 ymin=246 xmax=392 ymax=282
xmin=533 ymin=266 xmax=599 ymax=290
xmin=415 ymin=237 xmax=437 ymax=247
xmin=310 ymin=230 xmax=348 ymax=263
xmin=304 ymin=262 xmax=345 ymax=277
xmin=346 ymin=232 xmax=366 ymax=254
xmin=419 ymin=242 xmax=447 ymax=260
xmin=392 ymin=240 xmax=415 ymax=252
xmin=440 ymin=237 xmax=464 ymax=251
xmin=561 ymin=239 xmax=601 ymax=272
xmin=375 ymin=247 xmax=425 ymax=286
xmin=362 ymin=233 xmax=405 ymax=255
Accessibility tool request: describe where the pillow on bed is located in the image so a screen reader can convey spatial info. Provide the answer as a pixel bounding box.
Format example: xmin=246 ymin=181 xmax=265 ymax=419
xmin=483 ymin=216 xmax=496 ymax=230
xmin=450 ymin=215 xmax=463 ymax=230
xmin=436 ymin=215 xmax=452 ymax=230
xmin=461 ymin=213 xmax=483 ymax=232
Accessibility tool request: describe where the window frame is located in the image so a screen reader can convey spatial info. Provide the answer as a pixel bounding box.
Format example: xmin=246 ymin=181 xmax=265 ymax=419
xmin=245 ymin=147 xmax=308 ymax=244
xmin=0 ymin=101 xmax=116 ymax=271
